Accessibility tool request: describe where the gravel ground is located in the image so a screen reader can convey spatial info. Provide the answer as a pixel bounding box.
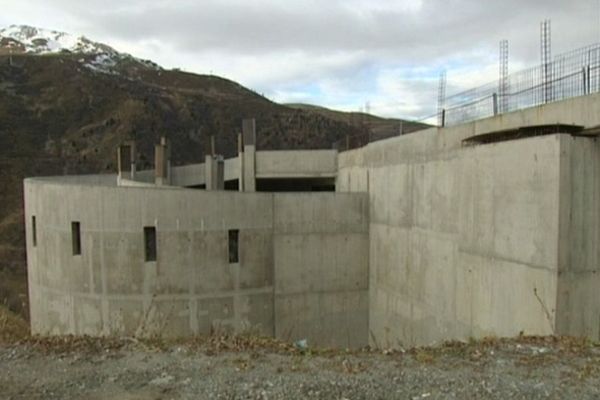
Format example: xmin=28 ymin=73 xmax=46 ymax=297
xmin=1 ymin=336 xmax=600 ymax=399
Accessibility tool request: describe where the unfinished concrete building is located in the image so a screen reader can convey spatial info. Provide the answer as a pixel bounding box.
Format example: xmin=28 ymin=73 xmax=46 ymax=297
xmin=24 ymin=92 xmax=600 ymax=348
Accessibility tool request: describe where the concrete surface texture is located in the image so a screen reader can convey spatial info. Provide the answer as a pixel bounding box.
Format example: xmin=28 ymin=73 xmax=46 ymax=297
xmin=23 ymin=93 xmax=600 ymax=347
xmin=24 ymin=178 xmax=368 ymax=348
xmin=340 ymin=134 xmax=561 ymax=347
xmin=337 ymin=92 xmax=600 ymax=347
xmin=555 ymin=135 xmax=600 ymax=339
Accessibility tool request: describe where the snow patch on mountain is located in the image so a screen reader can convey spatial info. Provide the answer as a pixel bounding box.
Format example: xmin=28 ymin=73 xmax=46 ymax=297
xmin=82 ymin=53 xmax=118 ymax=74
xmin=0 ymin=25 xmax=161 ymax=74
xmin=0 ymin=25 xmax=117 ymax=55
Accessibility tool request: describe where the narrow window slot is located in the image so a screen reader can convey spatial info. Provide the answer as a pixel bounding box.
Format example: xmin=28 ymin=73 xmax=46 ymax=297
xmin=32 ymin=216 xmax=37 ymax=247
xmin=228 ymin=229 xmax=239 ymax=264
xmin=71 ymin=221 xmax=81 ymax=255
xmin=144 ymin=226 xmax=157 ymax=262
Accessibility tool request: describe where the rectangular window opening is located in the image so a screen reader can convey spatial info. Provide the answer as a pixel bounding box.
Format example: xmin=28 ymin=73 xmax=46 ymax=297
xmin=144 ymin=226 xmax=157 ymax=262
xmin=32 ymin=216 xmax=37 ymax=247
xmin=228 ymin=229 xmax=239 ymax=264
xmin=71 ymin=221 xmax=81 ymax=255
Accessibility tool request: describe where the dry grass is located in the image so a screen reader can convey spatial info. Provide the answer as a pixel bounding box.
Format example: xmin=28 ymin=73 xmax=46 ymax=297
xmin=0 ymin=267 xmax=29 ymax=320
xmin=0 ymin=309 xmax=598 ymax=367
xmin=0 ymin=304 xmax=29 ymax=343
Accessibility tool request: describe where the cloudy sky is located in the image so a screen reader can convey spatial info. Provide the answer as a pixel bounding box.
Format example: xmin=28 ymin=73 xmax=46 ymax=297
xmin=2 ymin=0 xmax=599 ymax=119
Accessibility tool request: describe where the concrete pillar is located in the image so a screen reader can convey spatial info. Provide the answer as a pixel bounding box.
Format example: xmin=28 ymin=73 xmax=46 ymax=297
xmin=155 ymin=137 xmax=170 ymax=186
xmin=216 ymin=155 xmax=225 ymax=190
xmin=117 ymin=141 xmax=136 ymax=183
xmin=204 ymin=135 xmax=215 ymax=190
xmin=204 ymin=135 xmax=216 ymax=158
xmin=205 ymin=154 xmax=214 ymax=190
xmin=154 ymin=145 xmax=167 ymax=185
xmin=242 ymin=118 xmax=256 ymax=192
xmin=205 ymin=154 xmax=224 ymax=190
xmin=161 ymin=136 xmax=171 ymax=183
xmin=238 ymin=132 xmax=244 ymax=192
xmin=129 ymin=141 xmax=137 ymax=179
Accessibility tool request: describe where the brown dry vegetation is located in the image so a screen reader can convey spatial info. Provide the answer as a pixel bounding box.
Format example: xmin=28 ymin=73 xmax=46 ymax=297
xmin=0 ymin=305 xmax=28 ymax=343
xmin=3 ymin=300 xmax=600 ymax=399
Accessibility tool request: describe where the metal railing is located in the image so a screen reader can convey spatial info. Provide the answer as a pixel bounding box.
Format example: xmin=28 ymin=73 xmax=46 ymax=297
xmin=333 ymin=42 xmax=600 ymax=152
xmin=437 ymin=42 xmax=600 ymax=127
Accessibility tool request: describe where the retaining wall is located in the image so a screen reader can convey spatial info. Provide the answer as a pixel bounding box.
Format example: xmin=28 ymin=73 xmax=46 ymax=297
xmin=24 ymin=180 xmax=369 ymax=347
xmin=337 ymin=92 xmax=600 ymax=346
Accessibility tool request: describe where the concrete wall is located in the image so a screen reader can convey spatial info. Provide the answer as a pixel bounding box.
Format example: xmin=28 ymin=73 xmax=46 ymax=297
xmin=170 ymin=164 xmax=205 ymax=187
xmin=335 ymin=93 xmax=600 ymax=346
xmin=338 ymin=134 xmax=561 ymax=347
xmin=24 ymin=179 xmax=368 ymax=346
xmin=25 ymin=181 xmax=275 ymax=337
xmin=129 ymin=149 xmax=339 ymax=188
xmin=555 ymin=135 xmax=600 ymax=341
xmin=273 ymin=193 xmax=369 ymax=348
xmin=256 ymin=150 xmax=338 ymax=178
xmin=469 ymin=92 xmax=600 ymax=135
xmin=25 ymin=93 xmax=600 ymax=347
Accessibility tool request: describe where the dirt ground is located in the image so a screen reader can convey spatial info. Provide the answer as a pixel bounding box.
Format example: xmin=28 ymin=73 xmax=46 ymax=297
xmin=1 ymin=332 xmax=600 ymax=400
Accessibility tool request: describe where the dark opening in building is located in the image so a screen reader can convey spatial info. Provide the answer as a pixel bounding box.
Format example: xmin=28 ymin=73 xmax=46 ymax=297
xmin=224 ymin=179 xmax=239 ymax=191
xmin=228 ymin=229 xmax=239 ymax=263
xmin=144 ymin=226 xmax=157 ymax=262
xmin=71 ymin=221 xmax=81 ymax=255
xmin=186 ymin=184 xmax=206 ymax=190
xmin=32 ymin=216 xmax=37 ymax=247
xmin=256 ymin=177 xmax=335 ymax=192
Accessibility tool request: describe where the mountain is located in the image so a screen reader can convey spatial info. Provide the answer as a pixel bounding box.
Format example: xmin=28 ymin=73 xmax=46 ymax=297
xmin=0 ymin=25 xmax=118 ymax=54
xmin=0 ymin=25 xmax=160 ymax=72
xmin=0 ymin=25 xmax=429 ymax=317
xmin=286 ymin=103 xmax=428 ymax=146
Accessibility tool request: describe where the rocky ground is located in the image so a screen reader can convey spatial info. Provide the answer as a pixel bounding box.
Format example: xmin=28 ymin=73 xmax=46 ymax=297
xmin=1 ymin=334 xmax=600 ymax=400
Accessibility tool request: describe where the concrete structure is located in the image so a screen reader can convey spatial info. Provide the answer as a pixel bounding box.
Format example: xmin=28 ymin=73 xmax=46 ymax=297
xmin=24 ymin=94 xmax=600 ymax=348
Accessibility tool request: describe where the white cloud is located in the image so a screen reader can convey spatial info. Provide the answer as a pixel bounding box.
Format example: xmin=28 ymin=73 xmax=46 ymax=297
xmin=2 ymin=0 xmax=600 ymax=119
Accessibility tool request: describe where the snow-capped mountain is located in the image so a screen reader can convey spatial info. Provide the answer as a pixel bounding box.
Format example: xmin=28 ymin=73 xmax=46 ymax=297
xmin=0 ymin=25 xmax=118 ymax=55
xmin=0 ymin=25 xmax=160 ymax=73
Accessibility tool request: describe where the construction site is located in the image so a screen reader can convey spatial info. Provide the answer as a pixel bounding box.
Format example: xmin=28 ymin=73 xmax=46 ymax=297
xmin=24 ymin=73 xmax=600 ymax=350
xmin=3 ymin=14 xmax=600 ymax=399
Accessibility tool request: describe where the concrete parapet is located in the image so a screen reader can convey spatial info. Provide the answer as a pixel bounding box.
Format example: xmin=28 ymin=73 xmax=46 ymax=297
xmin=24 ymin=179 xmax=368 ymax=347
xmin=255 ymin=150 xmax=338 ymax=178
